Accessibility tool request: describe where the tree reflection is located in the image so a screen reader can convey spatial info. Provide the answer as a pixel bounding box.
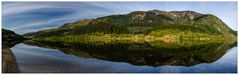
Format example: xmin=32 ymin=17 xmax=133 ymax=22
xmin=23 ymin=39 xmax=236 ymax=67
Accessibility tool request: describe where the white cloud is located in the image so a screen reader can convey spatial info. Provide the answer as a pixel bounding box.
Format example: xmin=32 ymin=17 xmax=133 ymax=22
xmin=3 ymin=3 xmax=53 ymax=16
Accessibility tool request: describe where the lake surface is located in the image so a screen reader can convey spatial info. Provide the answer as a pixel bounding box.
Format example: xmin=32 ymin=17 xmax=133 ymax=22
xmin=10 ymin=40 xmax=237 ymax=73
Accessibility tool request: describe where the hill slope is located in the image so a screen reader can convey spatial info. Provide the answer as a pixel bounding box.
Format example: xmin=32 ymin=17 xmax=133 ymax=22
xmin=23 ymin=10 xmax=236 ymax=41
xmin=2 ymin=29 xmax=25 ymax=47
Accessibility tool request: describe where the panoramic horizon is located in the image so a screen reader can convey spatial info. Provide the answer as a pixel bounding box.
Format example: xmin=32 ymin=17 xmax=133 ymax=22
xmin=2 ymin=2 xmax=238 ymax=34
xmin=2 ymin=2 xmax=237 ymax=73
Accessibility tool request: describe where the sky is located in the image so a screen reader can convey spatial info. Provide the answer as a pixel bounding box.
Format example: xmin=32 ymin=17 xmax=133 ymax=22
xmin=2 ymin=2 xmax=238 ymax=35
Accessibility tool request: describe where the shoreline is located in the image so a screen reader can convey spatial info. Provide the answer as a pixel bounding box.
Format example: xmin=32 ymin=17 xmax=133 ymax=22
xmin=2 ymin=46 xmax=20 ymax=73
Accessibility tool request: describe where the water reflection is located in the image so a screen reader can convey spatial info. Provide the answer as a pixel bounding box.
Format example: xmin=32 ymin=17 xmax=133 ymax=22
xmin=10 ymin=42 xmax=237 ymax=73
xmin=22 ymin=39 xmax=236 ymax=67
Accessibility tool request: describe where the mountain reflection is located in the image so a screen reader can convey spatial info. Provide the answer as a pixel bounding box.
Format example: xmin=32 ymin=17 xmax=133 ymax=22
xmin=23 ymin=39 xmax=236 ymax=67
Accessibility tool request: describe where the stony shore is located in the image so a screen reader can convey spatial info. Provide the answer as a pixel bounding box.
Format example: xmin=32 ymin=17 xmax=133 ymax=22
xmin=2 ymin=46 xmax=20 ymax=73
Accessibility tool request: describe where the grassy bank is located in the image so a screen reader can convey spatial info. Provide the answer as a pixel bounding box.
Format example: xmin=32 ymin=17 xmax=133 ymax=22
xmin=29 ymin=29 xmax=229 ymax=44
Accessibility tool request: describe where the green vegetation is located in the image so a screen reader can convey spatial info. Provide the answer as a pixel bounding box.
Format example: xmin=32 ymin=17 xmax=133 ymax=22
xmin=23 ymin=10 xmax=236 ymax=43
xmin=1 ymin=9 xmax=236 ymax=68
xmin=3 ymin=10 xmax=237 ymax=48
xmin=30 ymin=29 xmax=225 ymax=44
xmin=2 ymin=10 xmax=238 ymax=68
xmin=2 ymin=29 xmax=25 ymax=47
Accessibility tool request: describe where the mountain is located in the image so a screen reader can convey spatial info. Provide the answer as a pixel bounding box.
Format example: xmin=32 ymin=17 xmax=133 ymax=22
xmin=2 ymin=29 xmax=25 ymax=47
xmin=23 ymin=10 xmax=236 ymax=40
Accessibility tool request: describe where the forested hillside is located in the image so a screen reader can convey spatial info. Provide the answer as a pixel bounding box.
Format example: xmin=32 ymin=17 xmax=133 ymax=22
xmin=23 ymin=10 xmax=237 ymax=42
xmin=2 ymin=29 xmax=25 ymax=47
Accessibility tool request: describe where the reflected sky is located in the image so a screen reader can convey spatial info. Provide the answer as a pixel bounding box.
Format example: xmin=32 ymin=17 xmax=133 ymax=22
xmin=11 ymin=43 xmax=237 ymax=73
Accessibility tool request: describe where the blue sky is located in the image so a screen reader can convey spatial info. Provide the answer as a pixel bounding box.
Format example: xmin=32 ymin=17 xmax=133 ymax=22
xmin=2 ymin=2 xmax=238 ymax=34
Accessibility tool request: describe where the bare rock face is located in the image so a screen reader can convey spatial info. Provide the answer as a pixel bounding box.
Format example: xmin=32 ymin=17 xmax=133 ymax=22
xmin=130 ymin=11 xmax=146 ymax=20
xmin=2 ymin=46 xmax=20 ymax=73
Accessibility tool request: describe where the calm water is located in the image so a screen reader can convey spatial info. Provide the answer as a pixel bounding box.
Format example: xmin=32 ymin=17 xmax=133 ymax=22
xmin=10 ymin=40 xmax=237 ymax=73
